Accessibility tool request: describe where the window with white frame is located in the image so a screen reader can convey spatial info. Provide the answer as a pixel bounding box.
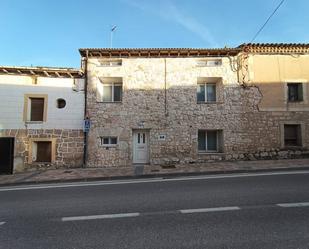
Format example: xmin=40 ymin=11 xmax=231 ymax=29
xmin=197 ymin=83 xmax=216 ymax=102
xmin=100 ymin=136 xmax=118 ymax=146
xmin=97 ymin=79 xmax=123 ymax=102
xmin=198 ymin=130 xmax=222 ymax=152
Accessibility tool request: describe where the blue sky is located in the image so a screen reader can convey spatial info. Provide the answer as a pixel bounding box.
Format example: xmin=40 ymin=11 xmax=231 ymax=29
xmin=1 ymin=0 xmax=308 ymax=67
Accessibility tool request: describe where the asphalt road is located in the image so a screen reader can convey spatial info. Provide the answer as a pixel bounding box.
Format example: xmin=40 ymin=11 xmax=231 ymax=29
xmin=0 ymin=171 xmax=309 ymax=249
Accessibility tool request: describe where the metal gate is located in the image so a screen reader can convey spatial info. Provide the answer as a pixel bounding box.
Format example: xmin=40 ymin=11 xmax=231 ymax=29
xmin=0 ymin=137 xmax=14 ymax=174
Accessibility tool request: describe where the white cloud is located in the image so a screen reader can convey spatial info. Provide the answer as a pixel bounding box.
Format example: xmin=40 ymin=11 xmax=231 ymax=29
xmin=123 ymin=0 xmax=218 ymax=47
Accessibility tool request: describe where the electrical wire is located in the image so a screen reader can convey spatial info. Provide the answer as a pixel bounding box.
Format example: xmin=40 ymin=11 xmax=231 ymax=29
xmin=250 ymin=0 xmax=285 ymax=43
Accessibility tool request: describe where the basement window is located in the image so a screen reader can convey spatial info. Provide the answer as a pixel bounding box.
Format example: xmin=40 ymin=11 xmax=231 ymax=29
xmin=197 ymin=83 xmax=217 ymax=102
xmin=32 ymin=141 xmax=52 ymax=163
xmin=100 ymin=137 xmax=118 ymax=146
xmin=198 ymin=130 xmax=223 ymax=153
xmin=284 ymin=124 xmax=302 ymax=147
xmin=288 ymin=83 xmax=303 ymax=102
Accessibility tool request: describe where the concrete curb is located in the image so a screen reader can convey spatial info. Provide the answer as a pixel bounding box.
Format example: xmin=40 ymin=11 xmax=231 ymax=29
xmin=1 ymin=166 xmax=309 ymax=187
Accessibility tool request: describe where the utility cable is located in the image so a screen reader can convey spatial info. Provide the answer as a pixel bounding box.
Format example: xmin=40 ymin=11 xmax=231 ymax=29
xmin=250 ymin=0 xmax=285 ymax=43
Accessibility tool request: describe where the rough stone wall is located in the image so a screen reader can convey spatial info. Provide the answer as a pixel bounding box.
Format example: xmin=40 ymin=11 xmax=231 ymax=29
xmin=86 ymin=57 xmax=309 ymax=167
xmin=0 ymin=129 xmax=84 ymax=172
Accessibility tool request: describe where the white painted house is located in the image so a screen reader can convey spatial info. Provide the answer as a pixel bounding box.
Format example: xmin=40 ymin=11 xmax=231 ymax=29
xmin=0 ymin=66 xmax=85 ymax=173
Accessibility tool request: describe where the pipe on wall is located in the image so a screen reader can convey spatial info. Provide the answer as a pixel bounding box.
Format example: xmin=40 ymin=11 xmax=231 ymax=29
xmin=82 ymin=50 xmax=89 ymax=168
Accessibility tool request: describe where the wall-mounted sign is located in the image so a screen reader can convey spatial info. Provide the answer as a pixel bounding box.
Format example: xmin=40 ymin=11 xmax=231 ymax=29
xmin=137 ymin=121 xmax=145 ymax=128
xmin=83 ymin=118 xmax=91 ymax=133
xmin=158 ymin=134 xmax=166 ymax=141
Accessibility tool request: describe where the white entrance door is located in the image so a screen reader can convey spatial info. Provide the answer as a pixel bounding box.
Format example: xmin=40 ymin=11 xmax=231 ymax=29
xmin=133 ymin=130 xmax=149 ymax=164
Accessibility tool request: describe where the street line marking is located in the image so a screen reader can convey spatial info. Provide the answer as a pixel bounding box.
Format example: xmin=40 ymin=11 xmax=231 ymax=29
xmin=0 ymin=222 xmax=6 ymax=226
xmin=62 ymin=212 xmax=140 ymax=222
xmin=277 ymin=202 xmax=309 ymax=208
xmin=180 ymin=206 xmax=241 ymax=214
xmin=1 ymin=170 xmax=309 ymax=192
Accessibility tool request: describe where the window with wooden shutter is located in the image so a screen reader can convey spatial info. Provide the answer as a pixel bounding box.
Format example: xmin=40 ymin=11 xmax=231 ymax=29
xmin=30 ymin=98 xmax=44 ymax=121
xmin=35 ymin=141 xmax=52 ymax=162
xmin=24 ymin=94 xmax=48 ymax=122
xmin=284 ymin=124 xmax=301 ymax=147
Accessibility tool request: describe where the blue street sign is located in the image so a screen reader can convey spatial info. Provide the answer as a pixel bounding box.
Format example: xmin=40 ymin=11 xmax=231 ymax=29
xmin=83 ymin=119 xmax=91 ymax=133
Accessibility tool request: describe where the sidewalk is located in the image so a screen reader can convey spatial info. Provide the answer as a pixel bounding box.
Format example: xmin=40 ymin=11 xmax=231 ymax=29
xmin=1 ymin=158 xmax=309 ymax=186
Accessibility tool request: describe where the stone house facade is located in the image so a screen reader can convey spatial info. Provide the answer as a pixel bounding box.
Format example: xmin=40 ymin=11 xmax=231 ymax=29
xmin=80 ymin=45 xmax=309 ymax=168
xmin=1 ymin=43 xmax=308 ymax=173
xmin=0 ymin=66 xmax=85 ymax=173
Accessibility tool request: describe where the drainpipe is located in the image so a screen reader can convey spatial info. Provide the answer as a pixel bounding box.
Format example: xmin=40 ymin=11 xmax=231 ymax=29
xmin=164 ymin=58 xmax=168 ymax=116
xmin=83 ymin=50 xmax=89 ymax=168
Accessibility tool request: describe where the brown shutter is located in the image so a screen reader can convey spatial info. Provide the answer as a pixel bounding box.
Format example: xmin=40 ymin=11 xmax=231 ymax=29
xmin=30 ymin=98 xmax=44 ymax=121
xmin=36 ymin=142 xmax=52 ymax=162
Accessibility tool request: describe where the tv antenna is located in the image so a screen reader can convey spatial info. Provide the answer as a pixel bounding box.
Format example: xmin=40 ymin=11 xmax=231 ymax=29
xmin=110 ymin=25 xmax=117 ymax=48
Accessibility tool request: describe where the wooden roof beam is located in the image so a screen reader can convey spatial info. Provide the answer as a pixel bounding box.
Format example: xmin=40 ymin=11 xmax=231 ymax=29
xmin=43 ymin=71 xmax=50 ymax=77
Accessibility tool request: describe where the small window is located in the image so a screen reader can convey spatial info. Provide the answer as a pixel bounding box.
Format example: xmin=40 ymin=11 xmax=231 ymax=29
xmin=284 ymin=124 xmax=302 ymax=147
xmin=57 ymin=98 xmax=66 ymax=109
xmin=100 ymin=137 xmax=118 ymax=146
xmin=33 ymin=141 xmax=52 ymax=162
xmin=198 ymin=130 xmax=223 ymax=153
xmin=288 ymin=83 xmax=303 ymax=102
xmin=99 ymin=60 xmax=122 ymax=66
xmin=197 ymin=83 xmax=216 ymax=102
xmin=30 ymin=97 xmax=44 ymax=121
xmin=99 ymin=82 xmax=122 ymax=102
xmin=197 ymin=59 xmax=222 ymax=67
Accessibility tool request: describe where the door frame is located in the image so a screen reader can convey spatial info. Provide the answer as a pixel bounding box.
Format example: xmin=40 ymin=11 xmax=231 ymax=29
xmin=0 ymin=137 xmax=14 ymax=174
xmin=132 ymin=129 xmax=150 ymax=164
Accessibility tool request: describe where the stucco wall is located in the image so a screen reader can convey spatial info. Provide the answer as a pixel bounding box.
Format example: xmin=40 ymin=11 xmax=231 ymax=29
xmin=0 ymin=75 xmax=84 ymax=129
xmin=247 ymin=54 xmax=309 ymax=111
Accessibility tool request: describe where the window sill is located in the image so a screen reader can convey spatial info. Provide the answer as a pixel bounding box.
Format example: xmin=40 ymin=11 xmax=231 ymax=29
xmin=100 ymin=145 xmax=118 ymax=148
xmin=198 ymin=151 xmax=225 ymax=155
xmin=197 ymin=101 xmax=223 ymax=104
xmin=31 ymin=161 xmax=52 ymax=164
xmin=287 ymin=100 xmax=304 ymax=103
xmin=25 ymin=121 xmax=44 ymax=124
xmin=283 ymin=146 xmax=303 ymax=149
xmin=96 ymin=101 xmax=123 ymax=104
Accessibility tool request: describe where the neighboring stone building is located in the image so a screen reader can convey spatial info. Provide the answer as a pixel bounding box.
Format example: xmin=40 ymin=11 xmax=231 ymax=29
xmin=0 ymin=66 xmax=85 ymax=173
xmin=80 ymin=44 xmax=309 ymax=168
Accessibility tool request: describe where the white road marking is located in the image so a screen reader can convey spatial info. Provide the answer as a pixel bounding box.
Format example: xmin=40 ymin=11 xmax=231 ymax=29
xmin=0 ymin=222 xmax=6 ymax=226
xmin=1 ymin=170 xmax=309 ymax=192
xmin=277 ymin=202 xmax=309 ymax=208
xmin=180 ymin=206 xmax=240 ymax=214
xmin=62 ymin=212 xmax=140 ymax=222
